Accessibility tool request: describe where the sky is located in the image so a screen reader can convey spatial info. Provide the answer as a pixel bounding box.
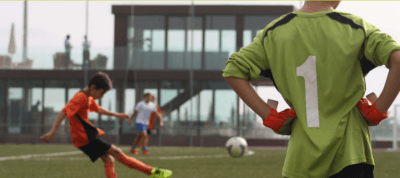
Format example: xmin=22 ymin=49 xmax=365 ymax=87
xmin=1 ymin=1 xmax=400 ymax=120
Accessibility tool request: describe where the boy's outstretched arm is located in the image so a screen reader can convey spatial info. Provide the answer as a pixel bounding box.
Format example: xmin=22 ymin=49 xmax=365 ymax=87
xmin=375 ymin=50 xmax=400 ymax=112
xmin=225 ymin=77 xmax=271 ymax=119
xmin=98 ymin=107 xmax=129 ymax=120
xmin=40 ymin=111 xmax=66 ymax=143
xmin=153 ymin=111 xmax=163 ymax=127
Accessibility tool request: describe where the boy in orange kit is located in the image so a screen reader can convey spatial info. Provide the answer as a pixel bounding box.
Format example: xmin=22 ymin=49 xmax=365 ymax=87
xmin=144 ymin=95 xmax=163 ymax=152
xmin=40 ymin=72 xmax=172 ymax=178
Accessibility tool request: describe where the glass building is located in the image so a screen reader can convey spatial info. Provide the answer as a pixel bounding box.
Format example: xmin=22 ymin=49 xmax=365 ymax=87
xmin=3 ymin=5 xmax=391 ymax=149
xmin=0 ymin=5 xmax=395 ymax=148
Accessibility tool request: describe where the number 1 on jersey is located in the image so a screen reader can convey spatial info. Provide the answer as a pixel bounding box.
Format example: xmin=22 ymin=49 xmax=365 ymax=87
xmin=296 ymin=56 xmax=320 ymax=128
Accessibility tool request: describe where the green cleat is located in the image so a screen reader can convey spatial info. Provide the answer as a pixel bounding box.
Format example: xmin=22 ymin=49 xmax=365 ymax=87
xmin=148 ymin=167 xmax=173 ymax=178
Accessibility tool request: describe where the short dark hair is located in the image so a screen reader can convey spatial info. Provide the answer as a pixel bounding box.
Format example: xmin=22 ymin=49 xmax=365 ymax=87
xmin=67 ymin=34 xmax=70 ymax=39
xmin=88 ymin=72 xmax=113 ymax=91
xmin=143 ymin=93 xmax=151 ymax=98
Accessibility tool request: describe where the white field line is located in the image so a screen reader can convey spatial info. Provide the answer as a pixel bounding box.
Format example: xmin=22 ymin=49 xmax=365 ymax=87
xmin=0 ymin=148 xmax=130 ymax=162
xmin=0 ymin=151 xmax=82 ymax=161
xmin=31 ymin=155 xmax=230 ymax=161
xmin=158 ymin=154 xmax=228 ymax=160
xmin=0 ymin=148 xmax=255 ymax=161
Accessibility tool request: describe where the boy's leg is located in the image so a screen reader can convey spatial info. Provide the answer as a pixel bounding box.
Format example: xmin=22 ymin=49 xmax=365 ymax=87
xmin=108 ymin=145 xmax=173 ymax=177
xmin=133 ymin=132 xmax=142 ymax=147
xmin=130 ymin=133 xmax=141 ymax=155
xmin=107 ymin=144 xmax=154 ymax=175
xmin=142 ymin=131 xmax=149 ymax=151
xmin=139 ymin=133 xmax=149 ymax=149
xmin=132 ymin=123 xmax=146 ymax=150
xmin=329 ymin=163 xmax=374 ymax=178
xmin=101 ymin=154 xmax=117 ymax=178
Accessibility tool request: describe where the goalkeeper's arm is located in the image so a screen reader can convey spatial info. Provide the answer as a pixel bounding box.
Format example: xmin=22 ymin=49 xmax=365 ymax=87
xmin=225 ymin=77 xmax=296 ymax=134
xmin=225 ymin=77 xmax=271 ymax=119
xmin=358 ymin=50 xmax=400 ymax=125
xmin=374 ymin=50 xmax=400 ymax=113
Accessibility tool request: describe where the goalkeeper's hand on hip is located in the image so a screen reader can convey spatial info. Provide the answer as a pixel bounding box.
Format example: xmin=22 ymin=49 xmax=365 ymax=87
xmin=263 ymin=108 xmax=297 ymax=133
xmin=357 ymin=98 xmax=388 ymax=126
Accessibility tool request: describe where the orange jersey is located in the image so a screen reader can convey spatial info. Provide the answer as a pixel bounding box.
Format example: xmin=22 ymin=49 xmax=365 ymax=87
xmin=63 ymin=92 xmax=104 ymax=148
xmin=147 ymin=105 xmax=162 ymax=130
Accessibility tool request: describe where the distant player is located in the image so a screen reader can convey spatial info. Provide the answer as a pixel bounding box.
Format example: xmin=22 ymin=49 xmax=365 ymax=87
xmin=147 ymin=95 xmax=163 ymax=135
xmin=40 ymin=72 xmax=172 ymax=178
xmin=223 ymin=1 xmax=400 ymax=178
xmin=139 ymin=95 xmax=163 ymax=149
xmin=128 ymin=93 xmax=163 ymax=155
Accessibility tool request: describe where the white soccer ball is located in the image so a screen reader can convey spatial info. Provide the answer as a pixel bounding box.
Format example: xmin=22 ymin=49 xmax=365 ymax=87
xmin=225 ymin=137 xmax=248 ymax=158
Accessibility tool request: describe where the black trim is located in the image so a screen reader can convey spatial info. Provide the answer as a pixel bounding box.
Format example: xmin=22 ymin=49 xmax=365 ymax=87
xmin=260 ymin=13 xmax=297 ymax=91
xmin=326 ymin=12 xmax=379 ymax=94
xmin=76 ymin=114 xmax=99 ymax=142
xmin=326 ymin=12 xmax=366 ymax=37
xmin=260 ymin=69 xmax=279 ymax=92
xmin=360 ymin=56 xmax=376 ymax=76
xmin=263 ymin=13 xmax=297 ymax=41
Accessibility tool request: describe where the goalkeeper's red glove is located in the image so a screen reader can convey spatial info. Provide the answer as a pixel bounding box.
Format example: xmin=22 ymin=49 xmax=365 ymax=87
xmin=263 ymin=108 xmax=297 ymax=132
xmin=356 ymin=98 xmax=388 ymax=125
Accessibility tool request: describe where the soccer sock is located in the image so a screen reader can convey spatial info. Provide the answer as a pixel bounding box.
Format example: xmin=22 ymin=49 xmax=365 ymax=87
xmin=117 ymin=153 xmax=153 ymax=175
xmin=131 ymin=145 xmax=136 ymax=150
xmin=142 ymin=147 xmax=148 ymax=151
xmin=104 ymin=162 xmax=117 ymax=178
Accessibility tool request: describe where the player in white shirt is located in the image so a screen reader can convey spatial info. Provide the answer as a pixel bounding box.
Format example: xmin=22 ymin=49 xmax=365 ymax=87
xmin=128 ymin=93 xmax=162 ymax=155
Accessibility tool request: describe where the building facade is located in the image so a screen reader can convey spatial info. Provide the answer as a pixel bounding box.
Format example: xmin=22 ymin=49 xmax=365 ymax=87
xmin=0 ymin=5 xmax=393 ymax=148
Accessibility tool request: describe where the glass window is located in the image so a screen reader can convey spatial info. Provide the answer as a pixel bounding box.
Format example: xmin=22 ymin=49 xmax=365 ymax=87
xmin=30 ymin=87 xmax=43 ymax=135
xmin=8 ymin=87 xmax=23 ymax=133
xmin=160 ymin=81 xmax=180 ymax=125
xmin=199 ymin=81 xmax=237 ymax=137
xmin=215 ymin=90 xmax=237 ymax=128
xmin=0 ymin=80 xmax=4 ymax=134
xmin=167 ymin=16 xmax=202 ymax=70
xmin=205 ymin=16 xmax=236 ymax=70
xmin=44 ymin=88 xmax=65 ymax=126
xmin=123 ymin=88 xmax=135 ymax=134
xmin=243 ymin=16 xmax=280 ymax=47
xmin=100 ymin=89 xmax=117 ymax=135
xmin=125 ymin=89 xmax=136 ymax=116
xmin=7 ymin=80 xmax=43 ymax=134
xmin=128 ymin=15 xmax=165 ymax=70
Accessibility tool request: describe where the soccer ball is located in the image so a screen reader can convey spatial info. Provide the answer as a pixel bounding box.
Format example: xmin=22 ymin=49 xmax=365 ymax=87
xmin=225 ymin=137 xmax=248 ymax=158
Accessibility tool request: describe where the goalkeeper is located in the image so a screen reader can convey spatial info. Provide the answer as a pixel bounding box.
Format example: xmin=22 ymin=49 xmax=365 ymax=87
xmin=223 ymin=1 xmax=400 ymax=178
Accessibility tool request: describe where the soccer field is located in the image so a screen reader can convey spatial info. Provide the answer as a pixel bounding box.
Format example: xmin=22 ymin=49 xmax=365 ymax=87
xmin=1 ymin=145 xmax=400 ymax=178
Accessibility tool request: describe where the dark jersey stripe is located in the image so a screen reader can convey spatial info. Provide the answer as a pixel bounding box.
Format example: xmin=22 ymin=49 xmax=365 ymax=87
xmin=326 ymin=12 xmax=376 ymax=74
xmin=261 ymin=13 xmax=297 ymax=91
xmin=260 ymin=69 xmax=280 ymax=92
xmin=263 ymin=13 xmax=297 ymax=40
xmin=326 ymin=12 xmax=366 ymax=37
xmin=76 ymin=114 xmax=99 ymax=142
xmin=360 ymin=56 xmax=376 ymax=76
xmin=327 ymin=12 xmax=377 ymax=94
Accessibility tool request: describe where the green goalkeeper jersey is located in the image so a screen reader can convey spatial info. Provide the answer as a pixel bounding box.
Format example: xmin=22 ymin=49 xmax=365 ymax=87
xmin=223 ymin=10 xmax=400 ymax=178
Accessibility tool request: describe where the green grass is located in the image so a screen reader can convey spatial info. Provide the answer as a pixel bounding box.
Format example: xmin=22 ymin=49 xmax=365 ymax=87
xmin=0 ymin=144 xmax=399 ymax=178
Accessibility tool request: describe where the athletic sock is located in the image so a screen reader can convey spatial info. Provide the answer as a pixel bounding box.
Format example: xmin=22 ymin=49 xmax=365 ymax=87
xmin=131 ymin=145 xmax=136 ymax=150
xmin=142 ymin=147 xmax=148 ymax=151
xmin=104 ymin=162 xmax=117 ymax=178
xmin=117 ymin=153 xmax=153 ymax=175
